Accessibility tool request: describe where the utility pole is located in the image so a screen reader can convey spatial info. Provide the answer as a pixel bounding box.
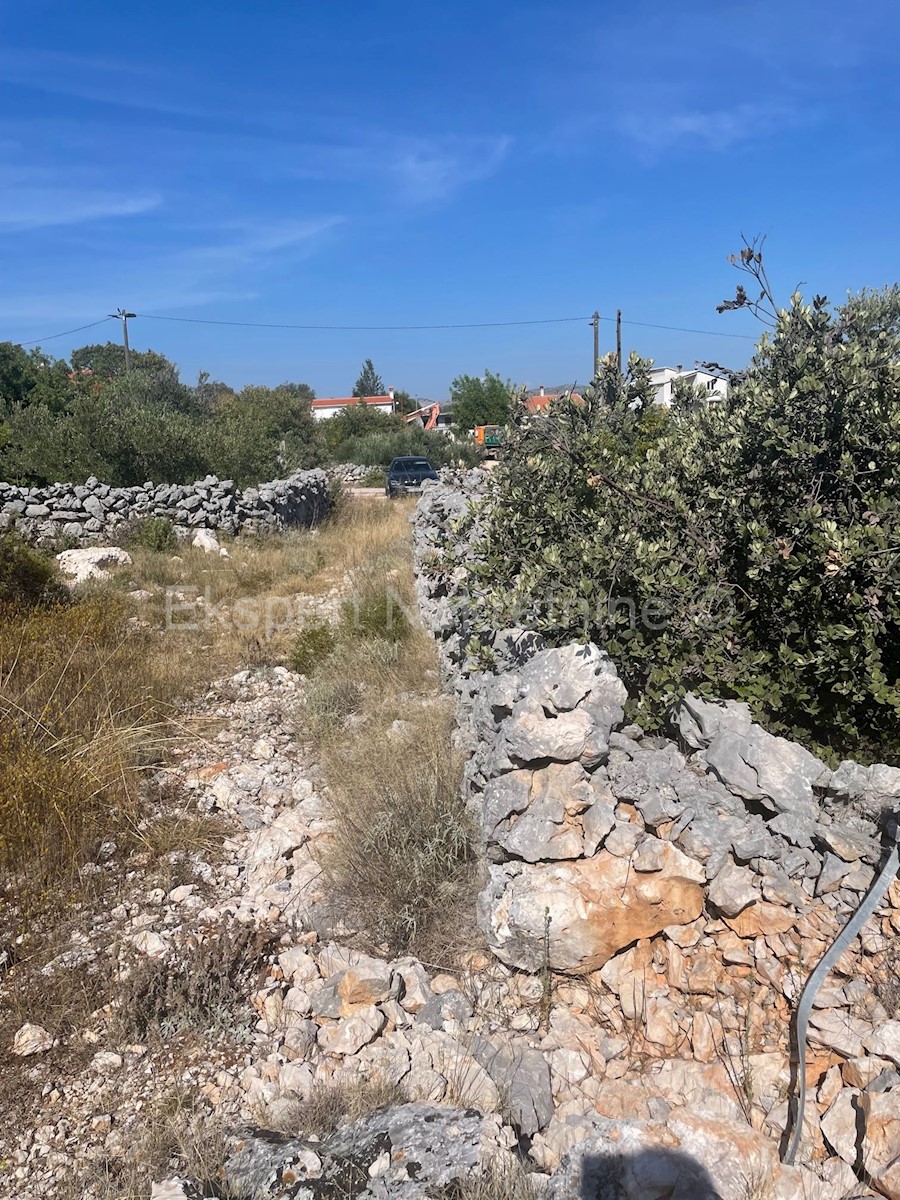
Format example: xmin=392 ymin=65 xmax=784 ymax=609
xmin=110 ymin=308 xmax=137 ymax=372
xmin=616 ymin=309 xmax=622 ymax=374
xmin=591 ymin=311 xmax=599 ymax=378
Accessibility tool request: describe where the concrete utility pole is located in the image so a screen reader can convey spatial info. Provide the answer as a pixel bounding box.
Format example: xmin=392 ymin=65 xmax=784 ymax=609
xmin=591 ymin=311 xmax=599 ymax=378
xmin=110 ymin=308 xmax=137 ymax=372
xmin=616 ymin=309 xmax=622 ymax=374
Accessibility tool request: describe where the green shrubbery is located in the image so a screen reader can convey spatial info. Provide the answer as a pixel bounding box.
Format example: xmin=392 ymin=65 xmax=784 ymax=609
xmin=0 ymin=531 xmax=63 ymax=607
xmin=126 ymin=516 xmax=178 ymax=553
xmin=463 ymin=281 xmax=900 ymax=764
xmin=289 ymin=621 xmax=337 ymax=674
xmin=0 ymin=338 xmax=478 ymax=487
xmin=321 ymin=401 xmax=477 ymax=468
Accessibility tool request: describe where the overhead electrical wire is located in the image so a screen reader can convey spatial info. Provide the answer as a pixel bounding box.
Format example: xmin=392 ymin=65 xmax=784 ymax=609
xmin=136 ymin=311 xmax=757 ymax=340
xmin=136 ymin=313 xmax=592 ymax=331
xmin=9 ymin=310 xmax=759 ymax=346
xmin=18 ymin=316 xmax=114 ymax=347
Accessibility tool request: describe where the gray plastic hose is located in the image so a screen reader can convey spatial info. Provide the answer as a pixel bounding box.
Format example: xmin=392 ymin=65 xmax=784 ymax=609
xmin=783 ymin=817 xmax=900 ymax=1165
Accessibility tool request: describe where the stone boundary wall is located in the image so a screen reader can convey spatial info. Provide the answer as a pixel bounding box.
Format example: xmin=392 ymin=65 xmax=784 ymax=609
xmin=411 ymin=473 xmax=900 ymax=1198
xmin=0 ymin=468 xmax=330 ymax=543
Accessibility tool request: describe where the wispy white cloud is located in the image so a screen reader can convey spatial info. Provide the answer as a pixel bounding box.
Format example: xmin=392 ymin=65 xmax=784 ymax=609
xmin=0 ymin=215 xmax=346 ymax=323
xmin=617 ymin=102 xmax=803 ymax=157
xmin=166 ymin=217 xmax=346 ymax=272
xmin=0 ymin=187 xmax=160 ymax=231
xmin=290 ymin=133 xmax=512 ymax=203
xmin=390 ymin=136 xmax=512 ymax=203
xmin=0 ymin=47 xmax=222 ymax=122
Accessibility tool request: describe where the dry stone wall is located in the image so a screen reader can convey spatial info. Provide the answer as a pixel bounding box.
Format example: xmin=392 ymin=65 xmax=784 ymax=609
xmin=413 ymin=474 xmax=900 ymax=1200
xmin=0 ymin=468 xmax=329 ymax=543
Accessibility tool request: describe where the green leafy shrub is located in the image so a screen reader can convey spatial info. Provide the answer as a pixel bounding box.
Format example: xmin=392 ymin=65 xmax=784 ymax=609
xmin=0 ymin=531 xmax=63 ymax=607
xmin=459 ymin=287 xmax=900 ymax=765
xmin=127 ymin=516 xmax=177 ymax=552
xmin=289 ymin=621 xmax=337 ymax=674
xmin=360 ymin=466 xmax=387 ymax=487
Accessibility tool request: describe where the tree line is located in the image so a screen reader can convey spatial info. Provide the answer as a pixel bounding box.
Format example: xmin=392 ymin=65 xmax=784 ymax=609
xmin=0 ymin=343 xmax=507 ymax=487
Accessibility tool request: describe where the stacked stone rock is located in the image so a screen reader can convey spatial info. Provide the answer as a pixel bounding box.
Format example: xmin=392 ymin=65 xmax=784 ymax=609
xmin=328 ymin=462 xmax=373 ymax=485
xmin=0 ymin=469 xmax=329 ymax=543
xmin=411 ymin=474 xmax=900 ymax=1200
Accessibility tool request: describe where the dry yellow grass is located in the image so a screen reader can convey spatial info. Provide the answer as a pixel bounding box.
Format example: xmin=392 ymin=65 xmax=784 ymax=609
xmin=56 ymin=1089 xmax=234 ymax=1200
xmin=0 ymin=596 xmax=199 ymax=906
xmin=0 ymin=498 xmax=427 ymax=918
xmin=293 ymin=499 xmax=480 ymax=962
xmin=260 ymin=1077 xmax=408 ymax=1138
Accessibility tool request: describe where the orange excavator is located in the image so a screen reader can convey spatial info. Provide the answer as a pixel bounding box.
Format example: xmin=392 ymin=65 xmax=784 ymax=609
xmin=402 ymin=403 xmax=440 ymax=430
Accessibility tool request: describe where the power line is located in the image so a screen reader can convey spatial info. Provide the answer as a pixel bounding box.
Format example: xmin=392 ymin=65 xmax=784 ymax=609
xmin=9 ymin=309 xmax=760 ymax=347
xmin=18 ymin=317 xmax=113 ymax=347
xmin=138 ymin=310 xmax=759 ymax=341
xmin=617 ymin=316 xmax=756 ymax=341
xmin=136 ymin=313 xmax=591 ymax=331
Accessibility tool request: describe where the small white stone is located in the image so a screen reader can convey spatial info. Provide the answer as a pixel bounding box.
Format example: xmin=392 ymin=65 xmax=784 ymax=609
xmin=12 ymin=1023 xmax=53 ymax=1057
xmin=192 ymin=529 xmax=223 ymax=554
xmin=150 ymin=1181 xmax=191 ymax=1200
xmin=293 ymin=1148 xmax=323 ymax=1178
xmin=129 ymin=931 xmax=169 ymax=959
xmin=368 ymin=1149 xmax=391 ymax=1178
xmin=91 ymin=1051 xmax=123 ymax=1074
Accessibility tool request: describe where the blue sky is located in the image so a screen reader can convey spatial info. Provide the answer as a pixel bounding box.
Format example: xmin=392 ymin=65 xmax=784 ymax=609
xmin=1 ymin=0 xmax=898 ymax=397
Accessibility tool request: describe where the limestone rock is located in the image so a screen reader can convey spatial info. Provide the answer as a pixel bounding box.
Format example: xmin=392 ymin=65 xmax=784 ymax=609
xmin=470 ymin=1035 xmax=554 ymax=1135
xmin=808 ymin=1010 xmax=872 ymax=1059
xmin=393 ymin=958 xmax=432 ymax=1013
xmin=485 ymin=762 xmax=615 ymax=862
xmin=226 ymin=1104 xmax=514 ymax=1199
xmin=317 ymin=1005 xmax=385 ymax=1056
xmin=707 ymin=861 xmax=760 ymax=917
xmin=12 ymin=1023 xmax=53 ymax=1056
xmin=150 ymin=1182 xmax=197 ymax=1200
xmin=309 ymin=965 xmax=396 ymax=1018
xmin=865 ymin=1021 xmax=900 ymax=1067
xmin=56 ymin=546 xmax=132 ymax=585
xmin=479 ymin=849 xmax=703 ymax=973
xmin=861 ymin=1089 xmax=900 ymax=1200
xmin=481 ymin=643 xmax=627 ymax=774
xmin=821 ymin=1088 xmax=861 ymax=1164
xmin=191 ymin=529 xmax=229 ymax=556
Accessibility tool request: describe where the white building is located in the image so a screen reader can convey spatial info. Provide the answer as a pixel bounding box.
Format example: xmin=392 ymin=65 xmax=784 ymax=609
xmin=311 ymin=388 xmax=397 ymax=421
xmin=649 ymin=366 xmax=729 ymax=406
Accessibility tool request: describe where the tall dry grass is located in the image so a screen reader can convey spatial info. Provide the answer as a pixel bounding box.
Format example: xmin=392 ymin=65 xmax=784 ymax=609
xmin=295 ymin=499 xmax=479 ymax=962
xmin=0 ymin=596 xmax=199 ymax=907
xmin=0 ymin=499 xmax=438 ymax=914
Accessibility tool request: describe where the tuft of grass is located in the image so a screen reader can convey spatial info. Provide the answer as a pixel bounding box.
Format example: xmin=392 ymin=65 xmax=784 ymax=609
xmin=316 ymin=691 xmax=477 ymax=958
xmin=300 ymin=676 xmax=364 ymax=739
xmin=56 ymin=1089 xmax=238 ymax=1200
xmin=264 ymin=1078 xmax=408 ymax=1139
xmin=340 ymin=580 xmax=411 ymax=643
xmin=290 ymin=497 xmax=478 ymax=961
xmin=0 ymin=596 xmax=198 ymax=908
xmin=873 ymin=938 xmax=900 ymax=1018
xmin=289 ymin=620 xmax=337 ymax=674
xmin=432 ymin=1159 xmax=541 ymax=1200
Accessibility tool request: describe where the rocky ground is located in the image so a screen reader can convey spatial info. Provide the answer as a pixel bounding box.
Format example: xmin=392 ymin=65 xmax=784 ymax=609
xmin=3 ymin=483 xmax=900 ymax=1200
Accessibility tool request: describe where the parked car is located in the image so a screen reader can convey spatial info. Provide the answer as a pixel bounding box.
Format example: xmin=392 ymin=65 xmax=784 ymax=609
xmin=385 ymin=456 xmax=439 ymax=497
